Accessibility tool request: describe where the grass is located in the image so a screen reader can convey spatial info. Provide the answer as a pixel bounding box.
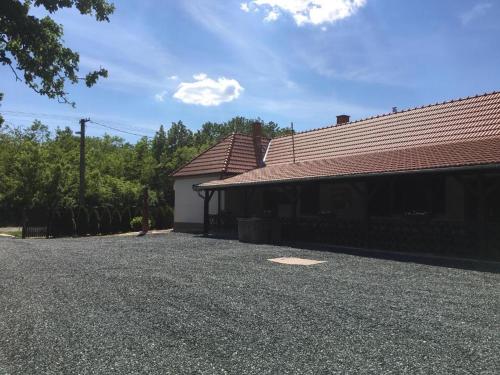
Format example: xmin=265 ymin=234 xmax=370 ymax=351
xmin=0 ymin=230 xmax=21 ymax=238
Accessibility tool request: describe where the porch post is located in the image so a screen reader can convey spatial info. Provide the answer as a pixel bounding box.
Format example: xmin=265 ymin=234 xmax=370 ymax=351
xmin=243 ymin=189 xmax=248 ymax=217
xmin=203 ymin=190 xmax=214 ymax=236
xmin=217 ymin=190 xmax=221 ymax=228
xmin=353 ymin=180 xmax=369 ymax=245
xmin=291 ymin=185 xmax=298 ymax=241
xmin=389 ymin=178 xmax=395 ymax=215
xmin=477 ymin=175 xmax=487 ymax=255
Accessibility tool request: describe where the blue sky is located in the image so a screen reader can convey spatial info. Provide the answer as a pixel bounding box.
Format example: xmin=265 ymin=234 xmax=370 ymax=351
xmin=1 ymin=0 xmax=500 ymax=140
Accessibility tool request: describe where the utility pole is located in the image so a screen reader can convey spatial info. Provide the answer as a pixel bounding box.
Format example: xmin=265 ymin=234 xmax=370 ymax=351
xmin=77 ymin=118 xmax=90 ymax=207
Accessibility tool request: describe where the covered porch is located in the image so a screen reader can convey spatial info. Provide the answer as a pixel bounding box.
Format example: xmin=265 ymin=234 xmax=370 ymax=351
xmin=199 ymin=168 xmax=500 ymax=260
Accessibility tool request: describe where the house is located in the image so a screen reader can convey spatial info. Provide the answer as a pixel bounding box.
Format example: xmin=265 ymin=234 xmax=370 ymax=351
xmin=171 ymin=126 xmax=269 ymax=233
xmin=175 ymin=92 xmax=500 ymax=259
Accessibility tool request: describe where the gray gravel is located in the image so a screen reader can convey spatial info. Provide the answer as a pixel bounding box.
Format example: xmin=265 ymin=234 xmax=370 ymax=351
xmin=0 ymin=233 xmax=499 ymax=374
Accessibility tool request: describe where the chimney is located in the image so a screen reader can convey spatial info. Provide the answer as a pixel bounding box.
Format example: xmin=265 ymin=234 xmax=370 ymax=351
xmin=252 ymin=122 xmax=264 ymax=167
xmin=336 ymin=114 xmax=350 ymax=125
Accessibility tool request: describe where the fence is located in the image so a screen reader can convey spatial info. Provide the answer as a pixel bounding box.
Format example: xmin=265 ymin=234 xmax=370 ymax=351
xmin=280 ymin=216 xmax=499 ymax=260
xmin=207 ymin=213 xmax=499 ymax=260
xmin=21 ymin=205 xmax=173 ymax=239
xmin=22 ymin=225 xmax=48 ymax=239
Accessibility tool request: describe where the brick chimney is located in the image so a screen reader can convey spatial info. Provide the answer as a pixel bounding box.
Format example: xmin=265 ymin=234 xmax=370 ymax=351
xmin=336 ymin=114 xmax=350 ymax=125
xmin=252 ymin=122 xmax=264 ymax=167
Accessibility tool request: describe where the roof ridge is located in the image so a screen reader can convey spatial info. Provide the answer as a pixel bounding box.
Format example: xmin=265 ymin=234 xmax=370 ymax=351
xmin=233 ymin=132 xmax=271 ymax=141
xmin=196 ymin=136 xmax=500 ymax=189
xmin=263 ymin=135 xmax=500 ymax=167
xmin=271 ymin=90 xmax=500 ymax=140
xmin=222 ymin=133 xmax=236 ymax=173
xmin=170 ymin=133 xmax=234 ymax=177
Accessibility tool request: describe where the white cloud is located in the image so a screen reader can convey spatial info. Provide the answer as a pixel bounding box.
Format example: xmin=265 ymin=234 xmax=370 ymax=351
xmin=193 ymin=73 xmax=208 ymax=81
xmin=243 ymin=0 xmax=366 ymax=26
xmin=168 ymin=75 xmax=179 ymax=81
xmin=460 ymin=2 xmax=492 ymax=25
xmin=173 ymin=74 xmax=244 ymax=106
xmin=264 ymin=9 xmax=280 ymax=22
xmin=240 ymin=2 xmax=250 ymax=12
xmin=154 ymin=90 xmax=168 ymax=102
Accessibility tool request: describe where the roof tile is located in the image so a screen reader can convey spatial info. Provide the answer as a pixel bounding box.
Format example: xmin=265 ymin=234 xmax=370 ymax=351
xmin=198 ymin=92 xmax=500 ymax=189
xmin=199 ymin=137 xmax=500 ymax=188
xmin=172 ymin=133 xmax=269 ymax=177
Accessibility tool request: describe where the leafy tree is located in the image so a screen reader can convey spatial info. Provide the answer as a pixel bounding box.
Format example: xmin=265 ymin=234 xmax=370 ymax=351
xmin=152 ymin=125 xmax=167 ymax=163
xmin=166 ymin=121 xmax=193 ymax=155
xmin=0 ymin=116 xmax=290 ymax=227
xmin=132 ymin=136 xmax=156 ymax=186
xmin=0 ymin=0 xmax=114 ymax=106
xmin=1 ymin=121 xmax=49 ymax=211
xmin=193 ymin=117 xmax=292 ymax=147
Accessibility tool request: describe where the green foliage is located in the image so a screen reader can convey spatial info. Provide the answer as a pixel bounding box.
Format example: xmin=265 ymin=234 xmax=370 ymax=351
xmin=166 ymin=121 xmax=193 ymax=155
xmin=193 ymin=117 xmax=292 ymax=147
xmin=0 ymin=116 xmax=290 ymax=226
xmin=152 ymin=125 xmax=167 ymax=162
xmin=0 ymin=0 xmax=114 ymax=106
xmin=0 ymin=121 xmax=144 ymax=221
xmin=130 ymin=216 xmax=144 ymax=231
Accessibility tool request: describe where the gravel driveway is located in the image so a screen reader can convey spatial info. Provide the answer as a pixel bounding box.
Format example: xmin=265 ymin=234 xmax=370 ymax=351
xmin=0 ymin=233 xmax=498 ymax=374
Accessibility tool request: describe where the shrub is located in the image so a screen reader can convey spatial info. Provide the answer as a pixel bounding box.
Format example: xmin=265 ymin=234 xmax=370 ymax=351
xmin=130 ymin=216 xmax=153 ymax=231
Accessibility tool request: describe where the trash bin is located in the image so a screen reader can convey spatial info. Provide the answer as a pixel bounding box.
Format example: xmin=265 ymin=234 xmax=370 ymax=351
xmin=237 ymin=217 xmax=281 ymax=243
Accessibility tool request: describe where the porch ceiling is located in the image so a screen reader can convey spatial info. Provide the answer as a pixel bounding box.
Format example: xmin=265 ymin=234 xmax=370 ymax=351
xmin=195 ymin=137 xmax=500 ymax=190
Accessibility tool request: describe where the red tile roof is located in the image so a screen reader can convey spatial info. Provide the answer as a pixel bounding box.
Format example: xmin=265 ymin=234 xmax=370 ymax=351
xmin=198 ymin=137 xmax=500 ymax=188
xmin=172 ymin=133 xmax=269 ymax=177
xmin=197 ymin=92 xmax=500 ymax=189
xmin=265 ymin=91 xmax=500 ymax=165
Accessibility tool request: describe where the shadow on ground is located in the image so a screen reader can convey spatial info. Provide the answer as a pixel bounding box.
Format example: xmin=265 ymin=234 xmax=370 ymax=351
xmin=200 ymin=234 xmax=500 ymax=274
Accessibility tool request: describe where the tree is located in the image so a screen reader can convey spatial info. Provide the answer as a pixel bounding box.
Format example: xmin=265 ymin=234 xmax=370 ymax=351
xmin=166 ymin=121 xmax=193 ymax=155
xmin=193 ymin=117 xmax=292 ymax=148
xmin=0 ymin=117 xmax=289 ymax=227
xmin=152 ymin=125 xmax=167 ymax=163
xmin=0 ymin=0 xmax=114 ymax=106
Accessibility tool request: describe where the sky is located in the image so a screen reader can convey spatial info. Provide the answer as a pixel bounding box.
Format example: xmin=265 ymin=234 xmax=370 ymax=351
xmin=1 ymin=0 xmax=500 ymax=141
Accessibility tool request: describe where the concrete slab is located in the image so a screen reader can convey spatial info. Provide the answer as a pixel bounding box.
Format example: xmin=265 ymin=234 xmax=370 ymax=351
xmin=268 ymin=257 xmax=326 ymax=265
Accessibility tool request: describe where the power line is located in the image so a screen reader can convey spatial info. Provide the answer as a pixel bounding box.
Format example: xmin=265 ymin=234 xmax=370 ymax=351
xmin=0 ymin=110 xmax=80 ymax=121
xmin=1 ymin=110 xmax=155 ymax=138
xmin=2 ymin=119 xmax=78 ymax=132
xmin=89 ymin=120 xmax=152 ymax=138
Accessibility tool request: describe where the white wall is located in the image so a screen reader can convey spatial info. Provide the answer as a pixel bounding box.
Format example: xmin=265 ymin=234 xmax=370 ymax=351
xmin=173 ymin=175 xmax=223 ymax=224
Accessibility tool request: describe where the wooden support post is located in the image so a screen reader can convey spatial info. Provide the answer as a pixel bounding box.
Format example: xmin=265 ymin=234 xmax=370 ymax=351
xmin=477 ymin=175 xmax=487 ymax=255
xmin=290 ymin=185 xmax=298 ymax=241
xmin=203 ymin=190 xmax=214 ymax=236
xmin=243 ymin=189 xmax=248 ymax=218
xmin=426 ymin=176 xmax=434 ymax=214
xmin=353 ymin=180 xmax=369 ymax=245
xmin=389 ymin=178 xmax=395 ymax=216
xmin=217 ymin=190 xmax=221 ymax=215
xmin=217 ymin=190 xmax=221 ymax=229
